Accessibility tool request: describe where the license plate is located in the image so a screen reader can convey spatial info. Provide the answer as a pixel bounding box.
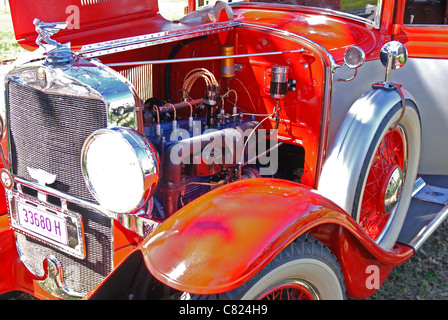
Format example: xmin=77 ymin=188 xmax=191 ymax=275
xmin=8 ymin=191 xmax=86 ymax=259
xmin=17 ymin=201 xmax=68 ymax=246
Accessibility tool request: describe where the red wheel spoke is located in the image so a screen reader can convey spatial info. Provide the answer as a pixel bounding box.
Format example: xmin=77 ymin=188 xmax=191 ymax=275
xmin=360 ymin=128 xmax=405 ymax=241
xmin=259 ymin=283 xmax=317 ymax=300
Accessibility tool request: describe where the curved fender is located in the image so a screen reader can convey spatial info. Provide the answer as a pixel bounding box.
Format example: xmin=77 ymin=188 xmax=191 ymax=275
xmin=139 ymin=178 xmax=413 ymax=295
xmin=318 ymin=86 xmax=418 ymax=216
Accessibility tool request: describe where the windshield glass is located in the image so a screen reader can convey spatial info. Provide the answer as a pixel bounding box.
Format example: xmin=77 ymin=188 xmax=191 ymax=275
xmin=247 ymin=0 xmax=381 ymax=24
xmin=159 ymin=0 xmax=381 ymax=25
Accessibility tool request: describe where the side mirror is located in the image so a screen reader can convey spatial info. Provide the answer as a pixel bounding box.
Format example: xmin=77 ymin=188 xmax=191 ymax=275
xmin=380 ymin=41 xmax=408 ymax=83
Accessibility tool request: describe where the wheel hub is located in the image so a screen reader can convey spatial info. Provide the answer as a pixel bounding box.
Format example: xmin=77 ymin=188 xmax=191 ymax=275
xmin=380 ymin=165 xmax=404 ymax=215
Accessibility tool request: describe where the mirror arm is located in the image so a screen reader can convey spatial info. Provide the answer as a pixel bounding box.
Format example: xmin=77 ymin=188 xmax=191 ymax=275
xmin=385 ymin=53 xmax=394 ymax=84
xmin=337 ymin=68 xmax=358 ymax=82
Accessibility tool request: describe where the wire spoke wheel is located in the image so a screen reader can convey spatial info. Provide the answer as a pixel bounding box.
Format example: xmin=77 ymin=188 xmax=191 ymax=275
xmin=257 ymin=280 xmax=319 ymax=300
xmin=351 ymin=100 xmax=421 ymax=249
xmin=360 ymin=127 xmax=406 ymax=241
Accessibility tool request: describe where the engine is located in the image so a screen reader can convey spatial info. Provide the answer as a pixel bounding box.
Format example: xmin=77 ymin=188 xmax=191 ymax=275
xmin=142 ymin=67 xmax=280 ymax=219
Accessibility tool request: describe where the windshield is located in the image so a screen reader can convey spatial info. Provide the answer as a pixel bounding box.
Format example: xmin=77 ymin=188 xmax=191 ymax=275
xmin=159 ymin=0 xmax=382 ymax=25
xmin=247 ymin=0 xmax=381 ymax=24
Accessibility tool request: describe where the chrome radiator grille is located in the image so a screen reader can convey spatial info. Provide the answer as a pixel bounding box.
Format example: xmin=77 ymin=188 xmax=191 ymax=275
xmin=6 ymin=80 xmax=113 ymax=296
xmin=7 ymin=81 xmax=107 ymax=202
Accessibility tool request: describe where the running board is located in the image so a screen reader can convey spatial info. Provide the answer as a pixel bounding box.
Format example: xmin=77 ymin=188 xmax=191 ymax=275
xmin=398 ymin=176 xmax=448 ymax=250
xmin=404 ymin=203 xmax=448 ymax=250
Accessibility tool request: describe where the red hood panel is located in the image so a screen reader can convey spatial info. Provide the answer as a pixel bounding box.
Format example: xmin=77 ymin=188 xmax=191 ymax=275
xmin=9 ymin=1 xmax=380 ymax=62
xmin=9 ymin=0 xmax=159 ymax=50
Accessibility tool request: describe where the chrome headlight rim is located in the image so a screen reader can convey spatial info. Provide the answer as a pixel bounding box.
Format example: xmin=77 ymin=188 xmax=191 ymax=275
xmin=343 ymin=46 xmax=366 ymax=70
xmin=81 ymin=127 xmax=159 ymax=215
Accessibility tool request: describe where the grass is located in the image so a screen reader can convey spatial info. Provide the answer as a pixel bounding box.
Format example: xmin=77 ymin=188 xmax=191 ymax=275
xmin=340 ymin=0 xmax=378 ymax=10
xmin=369 ymin=218 xmax=448 ymax=300
xmin=0 ymin=12 xmax=26 ymax=62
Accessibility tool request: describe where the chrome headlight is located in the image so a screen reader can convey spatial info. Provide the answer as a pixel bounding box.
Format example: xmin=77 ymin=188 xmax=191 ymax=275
xmin=81 ymin=127 xmax=159 ymax=215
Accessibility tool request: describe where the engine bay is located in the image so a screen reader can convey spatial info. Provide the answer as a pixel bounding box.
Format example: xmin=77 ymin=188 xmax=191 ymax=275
xmin=80 ymin=15 xmax=330 ymax=230
xmin=140 ymin=60 xmax=304 ymax=219
xmin=106 ymin=30 xmax=317 ymax=220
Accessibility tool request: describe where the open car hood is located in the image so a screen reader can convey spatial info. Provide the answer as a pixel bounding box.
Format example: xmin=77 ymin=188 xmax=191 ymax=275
xmin=9 ymin=0 xmax=236 ymax=53
xmin=9 ymin=0 xmax=165 ymax=51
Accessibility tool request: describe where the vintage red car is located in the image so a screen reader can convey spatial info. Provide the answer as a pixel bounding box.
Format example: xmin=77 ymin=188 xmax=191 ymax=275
xmin=0 ymin=0 xmax=447 ymax=300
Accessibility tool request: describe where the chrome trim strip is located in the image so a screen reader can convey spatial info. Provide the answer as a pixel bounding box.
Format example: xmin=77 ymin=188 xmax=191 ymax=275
xmin=105 ymin=48 xmax=307 ymax=67
xmin=408 ymin=204 xmax=448 ymax=250
xmin=13 ymin=175 xmax=118 ymax=219
xmin=81 ymin=0 xmax=112 ymax=5
xmin=79 ymin=21 xmax=239 ymax=58
xmin=315 ymin=63 xmax=334 ymax=188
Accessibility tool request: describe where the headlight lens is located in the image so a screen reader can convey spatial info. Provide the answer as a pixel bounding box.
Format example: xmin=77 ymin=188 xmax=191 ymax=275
xmin=81 ymin=127 xmax=159 ymax=214
xmin=344 ymin=46 xmax=366 ymax=69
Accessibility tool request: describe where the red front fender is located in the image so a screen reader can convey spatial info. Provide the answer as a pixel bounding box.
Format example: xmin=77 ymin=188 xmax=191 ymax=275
xmin=140 ymin=178 xmax=413 ymax=295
